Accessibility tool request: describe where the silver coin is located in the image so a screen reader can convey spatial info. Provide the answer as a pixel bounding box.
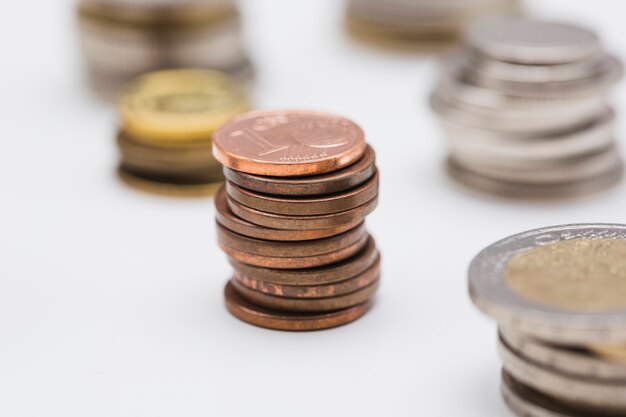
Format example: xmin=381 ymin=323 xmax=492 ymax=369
xmin=444 ymin=108 xmax=615 ymax=163
xmin=500 ymin=328 xmax=626 ymax=381
xmin=469 ymin=224 xmax=626 ymax=344
xmin=499 ymin=336 xmax=626 ymax=411
xmin=464 ymin=16 xmax=599 ymax=65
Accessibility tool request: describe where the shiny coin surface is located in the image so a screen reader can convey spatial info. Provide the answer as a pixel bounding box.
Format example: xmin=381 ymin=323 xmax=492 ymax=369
xmin=470 ymin=224 xmax=626 ymax=344
xmin=224 ymin=281 xmax=372 ymax=331
xmin=465 ymin=16 xmax=600 ymax=65
xmin=213 ymin=110 xmax=367 ymax=176
xmin=222 ymin=145 xmax=377 ymax=196
xmin=120 ymin=69 xmax=249 ymax=143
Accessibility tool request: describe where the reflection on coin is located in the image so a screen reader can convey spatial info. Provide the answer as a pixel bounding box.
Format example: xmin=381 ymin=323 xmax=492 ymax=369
xmin=213 ymin=110 xmax=367 ymax=176
xmin=224 ymin=281 xmax=372 ymax=331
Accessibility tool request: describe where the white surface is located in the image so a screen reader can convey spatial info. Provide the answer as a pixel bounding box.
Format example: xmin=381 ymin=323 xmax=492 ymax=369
xmin=2 ymin=1 xmax=626 ymax=416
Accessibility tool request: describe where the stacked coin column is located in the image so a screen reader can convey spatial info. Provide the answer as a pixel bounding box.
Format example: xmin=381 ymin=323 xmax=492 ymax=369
xmin=117 ymin=69 xmax=249 ymax=196
xmin=469 ymin=224 xmax=626 ymax=416
xmin=431 ymin=17 xmax=624 ymax=198
xmin=212 ymin=110 xmax=381 ymax=331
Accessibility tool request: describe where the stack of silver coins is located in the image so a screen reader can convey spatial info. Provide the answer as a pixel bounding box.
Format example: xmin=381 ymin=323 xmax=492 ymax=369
xmin=431 ymin=17 xmax=624 ymax=198
xmin=345 ymin=0 xmax=520 ymax=46
xmin=470 ymin=224 xmax=626 ymax=416
xmin=77 ymin=0 xmax=251 ymax=99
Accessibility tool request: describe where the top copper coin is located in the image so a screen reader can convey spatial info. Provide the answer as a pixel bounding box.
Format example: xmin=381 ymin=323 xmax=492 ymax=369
xmin=212 ymin=110 xmax=367 ymax=176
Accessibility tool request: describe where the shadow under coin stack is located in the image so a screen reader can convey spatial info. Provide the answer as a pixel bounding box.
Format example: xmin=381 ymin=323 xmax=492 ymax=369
xmin=345 ymin=0 xmax=519 ymax=48
xmin=431 ymin=17 xmax=624 ymax=198
xmin=469 ymin=224 xmax=626 ymax=417
xmin=212 ymin=110 xmax=381 ymax=331
xmin=117 ymin=69 xmax=249 ymax=196
xmin=77 ymin=0 xmax=251 ymax=99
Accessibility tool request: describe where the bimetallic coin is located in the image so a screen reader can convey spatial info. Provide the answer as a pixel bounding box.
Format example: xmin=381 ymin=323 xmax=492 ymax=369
xmin=228 ymin=194 xmax=378 ymax=230
xmin=223 ymin=145 xmax=377 ymax=196
xmin=469 ymin=224 xmax=626 ymax=344
xmin=120 ymin=69 xmax=249 ymax=143
xmin=214 ymin=186 xmax=362 ymax=241
xmin=465 ymin=17 xmax=600 ymax=65
xmin=233 ymin=254 xmax=381 ymax=298
xmin=213 ymin=110 xmax=367 ymax=176
xmin=224 ymin=281 xmax=372 ymax=331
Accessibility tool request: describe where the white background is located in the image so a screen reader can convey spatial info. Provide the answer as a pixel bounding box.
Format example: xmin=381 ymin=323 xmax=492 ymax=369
xmin=2 ymin=1 xmax=626 ymax=416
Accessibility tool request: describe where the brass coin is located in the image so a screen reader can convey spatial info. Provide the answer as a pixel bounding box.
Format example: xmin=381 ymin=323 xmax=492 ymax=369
xmin=216 ymin=222 xmax=366 ymax=258
xmin=234 ymin=253 xmax=381 ymax=298
xmin=225 ymin=169 xmax=379 ymax=216
xmin=214 ymin=186 xmax=362 ymax=241
xmin=119 ymin=69 xmax=249 ymax=144
xmin=224 ymin=281 xmax=372 ymax=331
xmin=117 ymin=166 xmax=221 ymax=197
xmin=222 ymin=145 xmax=377 ymax=196
xmin=231 ymin=277 xmax=379 ymax=312
xmin=227 ymin=194 xmax=378 ymax=230
xmin=229 ymin=235 xmax=379 ymax=286
xmin=219 ymin=233 xmax=369 ymax=269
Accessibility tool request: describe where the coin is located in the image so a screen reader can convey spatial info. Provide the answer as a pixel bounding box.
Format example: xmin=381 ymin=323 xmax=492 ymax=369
xmin=222 ymin=145 xmax=377 ymax=196
xmin=231 ymin=277 xmax=380 ymax=312
xmin=465 ymin=16 xmax=600 ymax=65
xmin=216 ymin=222 xmax=367 ymax=258
xmin=227 ymin=194 xmax=378 ymax=230
xmin=120 ymin=69 xmax=249 ymax=143
xmin=214 ymin=186 xmax=362 ymax=241
xmin=219 ymin=233 xmax=369 ymax=269
xmin=229 ymin=235 xmax=379 ymax=286
xmin=224 ymin=281 xmax=372 ymax=331
xmin=212 ymin=110 xmax=367 ymax=176
xmin=117 ymin=166 xmax=222 ymax=197
xmin=589 ymin=345 xmax=626 ymax=365
xmin=233 ymin=253 xmax=381 ymax=298
xmin=469 ymin=224 xmax=626 ymax=344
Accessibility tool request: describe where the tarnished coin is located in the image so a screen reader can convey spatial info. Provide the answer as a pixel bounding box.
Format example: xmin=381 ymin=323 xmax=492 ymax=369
xmin=231 ymin=277 xmax=380 ymax=312
xmin=214 ymin=186 xmax=362 ymax=241
xmin=469 ymin=224 xmax=626 ymax=344
xmin=225 ymin=170 xmax=379 ymax=216
xmin=228 ymin=194 xmax=378 ymax=230
xmin=219 ymin=233 xmax=369 ymax=269
xmin=120 ymin=69 xmax=249 ymax=143
xmin=229 ymin=235 xmax=379 ymax=286
xmin=465 ymin=17 xmax=600 ymax=65
xmin=216 ymin=222 xmax=367 ymax=258
xmin=233 ymin=253 xmax=381 ymax=298
xmin=499 ymin=335 xmax=626 ymax=412
xmin=223 ymin=145 xmax=377 ymax=196
xmin=224 ymin=281 xmax=372 ymax=331
xmin=212 ymin=110 xmax=367 ymax=176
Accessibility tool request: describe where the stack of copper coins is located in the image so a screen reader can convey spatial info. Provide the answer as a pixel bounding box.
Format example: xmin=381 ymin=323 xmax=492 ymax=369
xmin=77 ymin=0 xmax=251 ymax=99
xmin=212 ymin=110 xmax=381 ymax=331
xmin=117 ymin=69 xmax=250 ymax=196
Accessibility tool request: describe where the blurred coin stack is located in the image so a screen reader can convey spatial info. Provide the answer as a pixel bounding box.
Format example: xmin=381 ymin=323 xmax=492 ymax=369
xmin=117 ymin=69 xmax=249 ymax=195
xmin=432 ymin=17 xmax=624 ymax=198
xmin=470 ymin=224 xmax=626 ymax=417
xmin=77 ymin=0 xmax=251 ymax=98
xmin=345 ymin=0 xmax=519 ymax=47
xmin=212 ymin=110 xmax=381 ymax=331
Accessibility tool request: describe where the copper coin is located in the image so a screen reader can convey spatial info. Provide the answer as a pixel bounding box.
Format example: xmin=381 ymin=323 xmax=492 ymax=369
xmin=216 ymin=222 xmax=367 ymax=258
xmin=224 ymin=281 xmax=372 ymax=331
xmin=234 ymin=252 xmax=381 ymax=298
xmin=225 ymin=169 xmax=379 ymax=216
xmin=214 ymin=186 xmax=362 ymax=241
xmin=222 ymin=145 xmax=377 ymax=196
xmin=227 ymin=194 xmax=378 ymax=230
xmin=212 ymin=109 xmax=367 ymax=176
xmin=229 ymin=235 xmax=378 ymax=286
xmin=231 ymin=277 xmax=380 ymax=312
xmin=219 ymin=233 xmax=369 ymax=269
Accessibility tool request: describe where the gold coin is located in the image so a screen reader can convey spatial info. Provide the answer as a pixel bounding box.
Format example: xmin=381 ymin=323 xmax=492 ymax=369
xmin=505 ymin=238 xmax=626 ymax=312
xmin=119 ymin=69 xmax=250 ymax=144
